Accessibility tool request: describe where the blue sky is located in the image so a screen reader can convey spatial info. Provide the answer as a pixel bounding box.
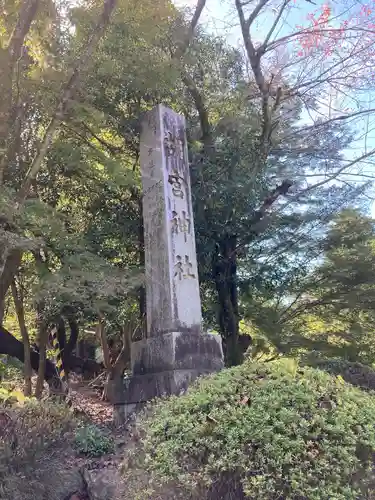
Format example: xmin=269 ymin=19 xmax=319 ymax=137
xmin=176 ymin=0 xmax=375 ymax=214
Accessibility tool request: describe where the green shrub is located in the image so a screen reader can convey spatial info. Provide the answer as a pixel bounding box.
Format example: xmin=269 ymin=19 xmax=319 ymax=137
xmin=134 ymin=359 xmax=375 ymax=500
xmin=74 ymin=424 xmax=114 ymax=457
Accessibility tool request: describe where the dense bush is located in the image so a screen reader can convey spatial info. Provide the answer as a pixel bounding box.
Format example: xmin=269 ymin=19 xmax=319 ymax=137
xmin=135 ymin=360 xmax=375 ymax=499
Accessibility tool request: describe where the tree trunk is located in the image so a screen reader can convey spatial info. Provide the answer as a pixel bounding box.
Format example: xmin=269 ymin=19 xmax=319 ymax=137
xmin=97 ymin=319 xmax=111 ymax=369
xmin=11 ymin=280 xmax=32 ymax=396
xmin=104 ymin=348 xmax=129 ymax=403
xmin=54 ymin=315 xmax=79 ymax=377
xmin=0 ymin=325 xmax=57 ymax=380
xmin=0 ymin=324 xmax=100 ymax=383
xmin=213 ymin=235 xmax=242 ymax=366
xmin=98 ymin=319 xmax=112 ymax=401
xmin=0 ymin=297 xmax=5 ymax=327
xmin=35 ymin=324 xmax=48 ymax=398
xmin=78 ymin=339 xmax=84 ymax=358
xmin=212 ymin=182 xmax=294 ymax=365
xmin=103 ymin=365 xmax=125 ymax=405
xmin=98 ymin=320 xmax=130 ymax=403
xmin=64 ymin=316 xmax=79 ymax=372
xmin=0 ymin=250 xmax=22 ymax=325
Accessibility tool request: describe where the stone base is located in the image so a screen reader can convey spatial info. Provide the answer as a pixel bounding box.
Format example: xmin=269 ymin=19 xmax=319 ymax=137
xmin=131 ymin=331 xmax=223 ymax=375
xmin=113 ymin=368 xmax=214 ymax=423
xmin=113 ymin=332 xmax=224 ymax=423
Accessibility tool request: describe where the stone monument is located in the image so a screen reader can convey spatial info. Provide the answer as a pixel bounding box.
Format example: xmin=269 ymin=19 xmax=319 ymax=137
xmin=114 ymin=105 xmax=223 ymax=421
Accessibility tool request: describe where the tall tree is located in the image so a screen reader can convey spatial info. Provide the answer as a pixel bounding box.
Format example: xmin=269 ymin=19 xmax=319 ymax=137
xmin=0 ymin=0 xmax=118 ymax=323
xmin=242 ymin=208 xmax=375 ymax=366
xmin=177 ymin=28 xmax=365 ymax=364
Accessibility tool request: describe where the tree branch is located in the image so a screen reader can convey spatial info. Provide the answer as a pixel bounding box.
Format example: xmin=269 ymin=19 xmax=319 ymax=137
xmin=174 ymin=0 xmax=207 ymax=59
xmin=290 ymin=109 xmax=375 ymax=140
xmin=11 ymin=278 xmax=32 ymax=395
xmin=247 ymin=0 xmax=270 ymax=27
xmin=235 ymin=0 xmax=277 ymax=159
xmin=16 ymin=0 xmax=117 ymax=204
xmin=298 ymin=148 xmax=375 ymax=196
xmin=0 ymin=324 xmax=58 ymax=381
xmin=258 ymin=0 xmax=290 ymax=54
xmin=80 ymin=121 xmax=124 ymax=154
xmin=0 ymin=0 xmax=40 ymax=185
xmin=181 ymin=71 xmax=212 ymax=149
xmin=234 ymin=179 xmax=293 ymax=255
xmin=65 ymin=317 xmax=79 ymax=359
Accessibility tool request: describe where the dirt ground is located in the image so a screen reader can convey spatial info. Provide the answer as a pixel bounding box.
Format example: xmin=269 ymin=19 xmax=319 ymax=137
xmin=0 ymin=375 xmax=136 ymax=500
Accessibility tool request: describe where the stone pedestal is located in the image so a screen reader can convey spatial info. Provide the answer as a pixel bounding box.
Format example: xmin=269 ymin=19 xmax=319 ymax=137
xmin=115 ymin=105 xmax=223 ymax=422
xmin=131 ymin=331 xmax=223 ymax=375
xmin=114 ymin=331 xmax=223 ymax=419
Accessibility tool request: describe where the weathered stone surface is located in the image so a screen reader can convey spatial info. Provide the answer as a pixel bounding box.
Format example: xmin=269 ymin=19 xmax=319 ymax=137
xmin=131 ymin=331 xmax=223 ymax=375
xmin=115 ymin=105 xmax=223 ymax=422
xmin=140 ymin=104 xmax=202 ymax=336
xmin=122 ymin=369 xmax=208 ymax=403
xmin=114 ymin=369 xmax=218 ymax=422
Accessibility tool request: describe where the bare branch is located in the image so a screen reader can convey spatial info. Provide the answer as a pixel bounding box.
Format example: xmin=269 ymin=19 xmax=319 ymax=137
xmin=259 ymin=0 xmax=290 ymax=53
xmin=266 ymin=26 xmax=375 ymax=54
xmin=80 ymin=121 xmax=124 ymax=154
xmin=299 ymin=148 xmax=375 ymax=196
xmin=247 ymin=0 xmax=270 ymax=28
xmin=235 ymin=0 xmax=256 ymax=59
xmin=236 ymin=0 xmax=275 ymax=159
xmin=289 ymin=108 xmax=375 ymax=140
xmin=289 ymin=40 xmax=375 ymax=95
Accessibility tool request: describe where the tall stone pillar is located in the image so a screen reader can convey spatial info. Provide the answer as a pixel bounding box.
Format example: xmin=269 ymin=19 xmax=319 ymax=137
xmin=115 ymin=105 xmax=223 ymax=420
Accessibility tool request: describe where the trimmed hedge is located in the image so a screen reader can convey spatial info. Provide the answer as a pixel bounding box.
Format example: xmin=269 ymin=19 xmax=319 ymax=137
xmin=134 ymin=359 xmax=375 ymax=499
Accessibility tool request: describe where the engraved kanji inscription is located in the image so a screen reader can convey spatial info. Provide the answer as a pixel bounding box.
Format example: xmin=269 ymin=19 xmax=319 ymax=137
xmin=168 ymin=171 xmax=184 ymax=199
xmin=171 ymin=211 xmax=179 ymax=235
xmin=174 ymin=254 xmax=196 ymax=280
xmin=171 ymin=210 xmax=191 ymax=240
xmin=140 ymin=105 xmax=204 ymax=334
xmin=148 ymin=158 xmax=155 ymax=177
xmin=147 ymin=113 xmax=157 ymax=134
xmin=164 ymin=130 xmax=184 ymax=160
xmin=184 ymin=255 xmax=196 ymax=278
xmin=174 ymin=255 xmax=184 ymax=280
